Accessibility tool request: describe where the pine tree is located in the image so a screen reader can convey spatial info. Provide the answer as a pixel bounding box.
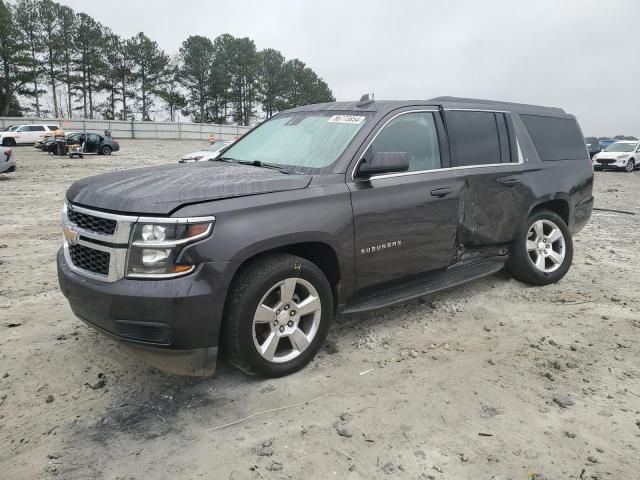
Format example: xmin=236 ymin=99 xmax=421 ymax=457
xmin=0 ymin=0 xmax=29 ymax=116
xmin=127 ymin=33 xmax=168 ymax=120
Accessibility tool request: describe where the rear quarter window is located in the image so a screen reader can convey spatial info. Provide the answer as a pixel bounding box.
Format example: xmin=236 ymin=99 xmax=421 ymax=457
xmin=520 ymin=114 xmax=586 ymax=161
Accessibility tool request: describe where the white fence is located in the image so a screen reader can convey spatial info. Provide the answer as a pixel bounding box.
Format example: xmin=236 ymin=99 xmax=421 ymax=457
xmin=0 ymin=117 xmax=251 ymax=141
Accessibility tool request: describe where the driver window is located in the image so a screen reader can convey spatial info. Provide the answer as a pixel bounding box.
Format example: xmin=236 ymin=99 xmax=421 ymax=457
xmin=369 ymin=112 xmax=441 ymax=171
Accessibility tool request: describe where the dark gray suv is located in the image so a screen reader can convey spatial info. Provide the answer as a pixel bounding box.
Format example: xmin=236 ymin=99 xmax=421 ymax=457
xmin=57 ymin=97 xmax=594 ymax=378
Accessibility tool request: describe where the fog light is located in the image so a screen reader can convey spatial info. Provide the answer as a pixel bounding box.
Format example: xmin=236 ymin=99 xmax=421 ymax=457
xmin=142 ymin=248 xmax=171 ymax=265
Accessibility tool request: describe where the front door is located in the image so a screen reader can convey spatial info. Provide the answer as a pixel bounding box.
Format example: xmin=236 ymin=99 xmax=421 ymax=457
xmin=348 ymin=110 xmax=461 ymax=292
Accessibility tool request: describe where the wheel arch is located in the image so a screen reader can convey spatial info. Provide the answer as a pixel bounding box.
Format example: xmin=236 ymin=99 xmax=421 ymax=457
xmin=225 ymin=240 xmax=343 ymax=317
xmin=529 ymin=197 xmax=570 ymax=226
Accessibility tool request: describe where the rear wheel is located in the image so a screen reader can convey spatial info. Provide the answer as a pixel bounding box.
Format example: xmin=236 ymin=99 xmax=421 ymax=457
xmin=100 ymin=145 xmax=112 ymax=155
xmin=223 ymin=254 xmax=333 ymax=377
xmin=508 ymin=210 xmax=573 ymax=285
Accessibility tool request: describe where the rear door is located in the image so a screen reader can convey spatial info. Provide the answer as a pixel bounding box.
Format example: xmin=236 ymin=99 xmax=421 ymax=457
xmin=25 ymin=125 xmax=46 ymax=144
xmin=444 ymin=109 xmax=527 ymax=246
xmin=348 ymin=109 xmax=461 ymax=292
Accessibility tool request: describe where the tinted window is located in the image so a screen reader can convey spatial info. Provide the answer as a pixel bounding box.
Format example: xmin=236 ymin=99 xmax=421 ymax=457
xmin=30 ymin=126 xmax=45 ymax=131
xmin=48 ymin=125 xmax=59 ymax=130
xmin=520 ymin=114 xmax=586 ymax=161
xmin=449 ymin=111 xmax=503 ymax=166
xmin=369 ymin=112 xmax=441 ymax=172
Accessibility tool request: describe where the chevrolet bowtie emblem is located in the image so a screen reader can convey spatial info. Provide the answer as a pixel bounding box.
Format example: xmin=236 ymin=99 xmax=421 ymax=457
xmin=63 ymin=226 xmax=79 ymax=245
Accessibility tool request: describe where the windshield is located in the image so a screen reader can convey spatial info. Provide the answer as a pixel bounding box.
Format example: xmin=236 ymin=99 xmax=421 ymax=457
xmin=604 ymin=142 xmax=637 ymax=152
xmin=220 ymin=111 xmax=369 ymax=171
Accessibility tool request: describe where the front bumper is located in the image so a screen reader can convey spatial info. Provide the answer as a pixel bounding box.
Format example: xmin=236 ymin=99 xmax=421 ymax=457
xmin=57 ymin=249 xmax=237 ymax=376
xmin=593 ymin=157 xmax=630 ymax=169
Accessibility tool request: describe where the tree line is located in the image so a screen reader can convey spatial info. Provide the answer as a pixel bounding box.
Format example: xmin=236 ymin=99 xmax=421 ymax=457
xmin=0 ymin=0 xmax=335 ymax=124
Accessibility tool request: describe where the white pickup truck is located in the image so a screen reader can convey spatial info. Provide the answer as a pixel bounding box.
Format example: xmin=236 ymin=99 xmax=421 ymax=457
xmin=0 ymin=124 xmax=59 ymax=146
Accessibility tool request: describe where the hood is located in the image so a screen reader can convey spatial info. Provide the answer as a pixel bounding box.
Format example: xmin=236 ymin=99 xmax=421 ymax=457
xmin=66 ymin=162 xmax=312 ymax=215
xmin=596 ymin=151 xmax=630 ymax=159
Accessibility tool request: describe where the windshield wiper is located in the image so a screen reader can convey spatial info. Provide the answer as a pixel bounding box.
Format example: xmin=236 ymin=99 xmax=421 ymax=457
xmin=216 ymin=157 xmax=297 ymax=174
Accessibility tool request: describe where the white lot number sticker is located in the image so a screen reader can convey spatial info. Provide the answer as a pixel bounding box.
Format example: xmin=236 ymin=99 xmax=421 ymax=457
xmin=328 ymin=115 xmax=366 ymax=125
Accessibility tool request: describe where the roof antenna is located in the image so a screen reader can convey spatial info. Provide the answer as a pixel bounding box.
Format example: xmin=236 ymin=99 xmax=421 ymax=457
xmin=357 ymin=93 xmax=375 ymax=107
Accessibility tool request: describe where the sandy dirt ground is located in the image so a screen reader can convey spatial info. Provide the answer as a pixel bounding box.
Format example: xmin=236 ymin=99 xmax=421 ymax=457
xmin=1 ymin=140 xmax=639 ymax=480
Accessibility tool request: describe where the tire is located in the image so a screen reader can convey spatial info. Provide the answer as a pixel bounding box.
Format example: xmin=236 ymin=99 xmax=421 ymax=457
xmin=507 ymin=210 xmax=573 ymax=286
xmin=2 ymin=138 xmax=16 ymax=147
xmin=101 ymin=145 xmax=112 ymax=155
xmin=624 ymin=159 xmax=634 ymax=173
xmin=223 ymin=253 xmax=333 ymax=378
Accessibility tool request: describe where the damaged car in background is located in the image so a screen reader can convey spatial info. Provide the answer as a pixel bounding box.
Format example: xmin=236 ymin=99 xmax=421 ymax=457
xmin=58 ymin=96 xmax=593 ymax=378
xmin=179 ymin=140 xmax=234 ymax=163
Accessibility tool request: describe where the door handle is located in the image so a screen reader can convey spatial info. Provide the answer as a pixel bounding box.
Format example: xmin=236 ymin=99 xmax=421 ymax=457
xmin=430 ymin=187 xmax=453 ymax=198
xmin=499 ymin=178 xmax=521 ymax=186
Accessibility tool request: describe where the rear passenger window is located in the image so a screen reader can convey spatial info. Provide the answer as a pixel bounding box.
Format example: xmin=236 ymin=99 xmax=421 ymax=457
xmin=370 ymin=112 xmax=441 ymax=172
xmin=48 ymin=125 xmax=59 ymax=131
xmin=520 ymin=114 xmax=586 ymax=161
xmin=30 ymin=126 xmax=45 ymax=131
xmin=448 ymin=111 xmax=510 ymax=166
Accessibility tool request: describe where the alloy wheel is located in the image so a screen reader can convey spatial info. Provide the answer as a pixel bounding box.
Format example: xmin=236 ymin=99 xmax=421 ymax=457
xmin=526 ymin=219 xmax=566 ymax=273
xmin=252 ymin=277 xmax=322 ymax=363
xmin=625 ymin=160 xmax=634 ymax=172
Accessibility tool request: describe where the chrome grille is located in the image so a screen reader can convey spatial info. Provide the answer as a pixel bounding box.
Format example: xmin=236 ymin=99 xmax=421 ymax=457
xmin=69 ymin=244 xmax=110 ymax=276
xmin=67 ymin=207 xmax=117 ymax=235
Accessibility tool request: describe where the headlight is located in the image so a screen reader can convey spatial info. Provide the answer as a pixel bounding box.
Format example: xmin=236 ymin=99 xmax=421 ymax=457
xmin=617 ymin=154 xmax=630 ymax=159
xmin=126 ymin=219 xmax=214 ymax=278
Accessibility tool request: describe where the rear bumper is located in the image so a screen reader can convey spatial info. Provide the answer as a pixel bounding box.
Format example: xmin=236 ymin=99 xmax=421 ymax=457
xmin=570 ymin=195 xmax=594 ymax=235
xmin=57 ymin=249 xmax=238 ymax=375
xmin=0 ymin=160 xmax=15 ymax=173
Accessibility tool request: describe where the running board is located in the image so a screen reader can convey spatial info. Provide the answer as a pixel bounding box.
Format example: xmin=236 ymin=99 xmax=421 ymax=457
xmin=341 ymin=258 xmax=506 ymax=315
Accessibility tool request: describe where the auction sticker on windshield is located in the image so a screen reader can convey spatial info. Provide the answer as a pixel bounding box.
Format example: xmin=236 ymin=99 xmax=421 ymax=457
xmin=328 ymin=115 xmax=366 ymax=124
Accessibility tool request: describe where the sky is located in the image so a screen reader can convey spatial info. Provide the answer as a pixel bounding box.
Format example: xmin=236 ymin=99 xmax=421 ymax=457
xmin=55 ymin=0 xmax=639 ymax=137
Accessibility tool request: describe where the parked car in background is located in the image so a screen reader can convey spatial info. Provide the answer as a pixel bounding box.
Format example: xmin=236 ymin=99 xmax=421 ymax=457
xmin=598 ymin=138 xmax=616 ymax=150
xmin=0 ymin=124 xmax=59 ymax=146
xmin=66 ymin=131 xmax=120 ymax=158
xmin=41 ymin=132 xmax=78 ymax=154
xmin=0 ymin=146 xmax=15 ymax=174
xmin=592 ymin=140 xmax=640 ymax=172
xmin=179 ymin=141 xmax=233 ymax=163
xmin=584 ymin=137 xmax=601 ymax=158
xmin=58 ymin=96 xmax=593 ymax=378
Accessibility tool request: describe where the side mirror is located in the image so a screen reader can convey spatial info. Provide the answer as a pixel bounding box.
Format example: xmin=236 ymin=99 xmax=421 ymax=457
xmin=357 ymin=152 xmax=409 ymax=179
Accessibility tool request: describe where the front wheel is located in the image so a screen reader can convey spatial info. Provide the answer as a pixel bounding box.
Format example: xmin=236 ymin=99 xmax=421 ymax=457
xmin=223 ymin=254 xmax=333 ymax=378
xmin=624 ymin=159 xmax=635 ymax=172
xmin=101 ymin=145 xmax=112 ymax=155
xmin=2 ymin=138 xmax=16 ymax=147
xmin=507 ymin=210 xmax=573 ymax=285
